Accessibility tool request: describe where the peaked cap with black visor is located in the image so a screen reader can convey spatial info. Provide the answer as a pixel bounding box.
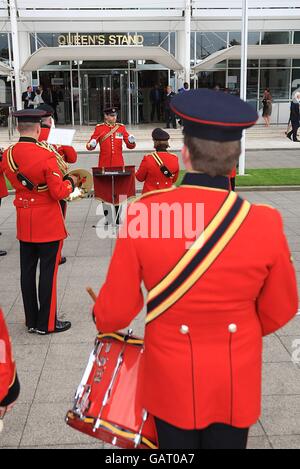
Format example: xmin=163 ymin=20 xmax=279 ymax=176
xmin=170 ymin=89 xmax=258 ymax=142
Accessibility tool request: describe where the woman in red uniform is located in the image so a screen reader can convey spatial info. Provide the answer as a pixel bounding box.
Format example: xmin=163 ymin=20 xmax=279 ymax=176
xmin=136 ymin=128 xmax=180 ymax=194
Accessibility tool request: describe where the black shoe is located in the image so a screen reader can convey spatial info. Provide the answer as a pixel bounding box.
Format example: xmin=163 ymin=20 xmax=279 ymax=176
xmin=54 ymin=320 xmax=71 ymax=333
xmin=35 ymin=329 xmax=47 ymax=336
xmin=59 ymin=256 xmax=67 ymax=265
xmin=27 ymin=327 xmax=36 ymax=334
xmin=0 ymin=250 xmax=7 ymax=256
xmin=35 ymin=320 xmax=71 ymax=335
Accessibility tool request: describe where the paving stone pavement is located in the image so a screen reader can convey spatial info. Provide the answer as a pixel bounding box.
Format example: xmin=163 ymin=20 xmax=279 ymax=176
xmin=0 ymin=189 xmax=300 ymax=450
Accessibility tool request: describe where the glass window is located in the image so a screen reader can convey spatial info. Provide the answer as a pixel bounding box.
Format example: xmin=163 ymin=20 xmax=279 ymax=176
xmin=229 ymin=32 xmax=241 ymax=47
xmin=293 ymin=31 xmax=300 ymax=44
xmin=247 ymin=68 xmax=259 ymax=101
xmin=248 ymin=32 xmax=260 ymax=45
xmin=196 ymin=32 xmax=227 ymax=60
xmin=191 ymin=33 xmax=195 ymax=65
xmin=197 ymin=70 xmax=226 ymax=90
xmin=137 ymin=32 xmax=168 ymax=48
xmin=37 ymin=33 xmax=62 ymax=48
xmin=228 ymin=60 xmax=259 ymax=68
xmin=0 ymin=33 xmax=9 ymax=61
xmin=30 ymin=34 xmax=36 ymax=54
xmin=261 ymin=31 xmax=290 ymax=45
xmin=292 ymin=69 xmax=300 ymax=95
xmin=260 ymin=59 xmax=291 ymax=68
xmin=227 ymin=69 xmax=259 ymax=101
xmin=170 ymin=32 xmax=176 ymax=56
xmin=260 ymin=68 xmax=291 ymax=100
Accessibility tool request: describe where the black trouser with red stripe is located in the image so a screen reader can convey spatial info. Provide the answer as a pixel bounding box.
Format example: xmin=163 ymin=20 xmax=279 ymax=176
xmin=20 ymin=240 xmax=62 ymax=332
xmin=155 ymin=418 xmax=249 ymax=450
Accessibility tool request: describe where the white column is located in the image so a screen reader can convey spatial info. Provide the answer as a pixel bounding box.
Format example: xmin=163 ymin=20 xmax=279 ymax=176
xmin=8 ymin=0 xmax=22 ymax=110
xmin=239 ymin=0 xmax=248 ymax=176
xmin=176 ymin=1 xmax=191 ymax=90
xmin=184 ymin=0 xmax=191 ymax=86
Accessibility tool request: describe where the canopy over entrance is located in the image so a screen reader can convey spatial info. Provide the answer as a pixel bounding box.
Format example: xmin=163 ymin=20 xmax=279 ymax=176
xmin=0 ymin=61 xmax=12 ymax=76
xmin=193 ymin=44 xmax=300 ymax=73
xmin=22 ymin=45 xmax=183 ymax=72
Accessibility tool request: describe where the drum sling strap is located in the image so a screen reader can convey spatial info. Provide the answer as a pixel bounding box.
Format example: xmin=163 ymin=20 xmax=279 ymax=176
xmin=6 ymin=145 xmax=48 ymax=193
xmin=146 ymin=191 xmax=251 ymax=325
xmin=99 ymin=125 xmax=121 ymax=145
xmin=152 ymin=152 xmax=173 ymax=178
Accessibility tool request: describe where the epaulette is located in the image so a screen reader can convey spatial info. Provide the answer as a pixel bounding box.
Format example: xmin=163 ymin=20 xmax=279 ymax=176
xmin=96 ymin=123 xmax=105 ymax=127
xmin=130 ymin=187 xmax=177 ymax=205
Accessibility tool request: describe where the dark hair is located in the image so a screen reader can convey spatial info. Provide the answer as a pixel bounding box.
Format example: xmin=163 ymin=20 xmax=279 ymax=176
xmin=184 ymin=135 xmax=241 ymax=177
xmin=154 ymin=140 xmax=170 ymax=151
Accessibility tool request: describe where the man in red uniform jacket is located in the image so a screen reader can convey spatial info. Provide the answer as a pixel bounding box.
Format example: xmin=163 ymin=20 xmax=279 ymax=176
xmin=87 ymin=107 xmax=136 ymax=224
xmin=93 ymin=90 xmax=298 ymax=449
xmin=136 ymin=128 xmax=179 ymax=194
xmin=37 ymin=104 xmax=78 ymax=264
xmin=2 ymin=109 xmax=78 ymax=335
xmin=0 ymin=308 xmax=20 ymax=425
xmin=86 ymin=107 xmax=136 ymax=167
xmin=0 ymin=147 xmax=8 ymax=256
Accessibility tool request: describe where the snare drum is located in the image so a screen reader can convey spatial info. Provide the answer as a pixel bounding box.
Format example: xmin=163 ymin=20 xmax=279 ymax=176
xmin=66 ymin=331 xmax=158 ymax=449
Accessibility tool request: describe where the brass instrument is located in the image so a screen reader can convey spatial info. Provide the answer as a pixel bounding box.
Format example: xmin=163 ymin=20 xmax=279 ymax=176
xmin=38 ymin=141 xmax=69 ymax=175
xmin=38 ymin=141 xmax=92 ymax=201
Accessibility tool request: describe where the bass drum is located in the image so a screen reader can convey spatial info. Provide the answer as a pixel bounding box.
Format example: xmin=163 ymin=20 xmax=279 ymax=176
xmin=66 ymin=331 xmax=158 ymax=449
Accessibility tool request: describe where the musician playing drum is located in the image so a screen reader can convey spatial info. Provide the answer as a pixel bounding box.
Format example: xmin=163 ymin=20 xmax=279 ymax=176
xmin=93 ymin=90 xmax=298 ymax=449
xmin=136 ymin=128 xmax=179 ymax=194
xmin=2 ymin=110 xmax=78 ymax=336
xmin=86 ymin=107 xmax=136 ymax=225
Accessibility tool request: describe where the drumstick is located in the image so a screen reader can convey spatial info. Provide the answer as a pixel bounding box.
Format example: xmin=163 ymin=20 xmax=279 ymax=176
xmin=86 ymin=287 xmax=97 ymax=303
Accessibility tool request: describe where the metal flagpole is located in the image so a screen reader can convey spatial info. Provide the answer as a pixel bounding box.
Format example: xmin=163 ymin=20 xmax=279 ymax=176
xmin=9 ymin=0 xmax=22 ymax=110
xmin=239 ymin=0 xmax=248 ymax=176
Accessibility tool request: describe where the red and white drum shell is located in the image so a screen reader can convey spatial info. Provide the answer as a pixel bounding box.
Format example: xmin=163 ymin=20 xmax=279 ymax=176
xmin=66 ymin=332 xmax=158 ymax=450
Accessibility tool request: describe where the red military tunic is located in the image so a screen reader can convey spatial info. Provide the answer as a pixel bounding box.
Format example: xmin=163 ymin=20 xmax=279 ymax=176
xmin=0 ymin=309 xmax=17 ymax=404
xmin=0 ymin=160 xmax=8 ymax=199
xmin=136 ymin=151 xmax=180 ymax=194
xmin=94 ymin=173 xmax=298 ymax=430
xmin=2 ymin=138 xmax=73 ymax=243
xmin=86 ymin=123 xmax=136 ymax=167
xmin=39 ymin=127 xmax=78 ymax=164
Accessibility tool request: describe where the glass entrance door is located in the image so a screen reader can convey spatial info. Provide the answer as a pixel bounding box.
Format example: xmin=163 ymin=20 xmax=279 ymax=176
xmin=82 ymin=72 xmax=129 ymax=125
xmin=82 ymin=74 xmax=112 ymax=125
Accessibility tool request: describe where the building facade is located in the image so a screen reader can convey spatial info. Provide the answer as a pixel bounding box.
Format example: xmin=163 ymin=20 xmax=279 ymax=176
xmin=0 ymin=1 xmax=300 ymax=125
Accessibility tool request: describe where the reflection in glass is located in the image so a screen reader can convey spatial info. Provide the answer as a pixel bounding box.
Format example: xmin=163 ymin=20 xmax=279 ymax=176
xmin=261 ymin=31 xmax=290 ymax=45
xmin=196 ymin=32 xmax=227 ymax=60
xmin=260 ymin=69 xmax=291 ymax=99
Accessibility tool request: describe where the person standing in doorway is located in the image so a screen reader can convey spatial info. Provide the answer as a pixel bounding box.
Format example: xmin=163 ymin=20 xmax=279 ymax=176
xmin=22 ymin=86 xmax=35 ymax=109
xmin=164 ymin=85 xmax=177 ymax=129
xmin=150 ymin=85 xmax=162 ymax=122
xmin=262 ymin=88 xmax=272 ymax=127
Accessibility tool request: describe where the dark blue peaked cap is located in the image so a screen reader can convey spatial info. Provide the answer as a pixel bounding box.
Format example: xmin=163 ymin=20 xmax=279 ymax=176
xmin=13 ymin=109 xmax=47 ymax=123
xmin=171 ymin=89 xmax=258 ymax=142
